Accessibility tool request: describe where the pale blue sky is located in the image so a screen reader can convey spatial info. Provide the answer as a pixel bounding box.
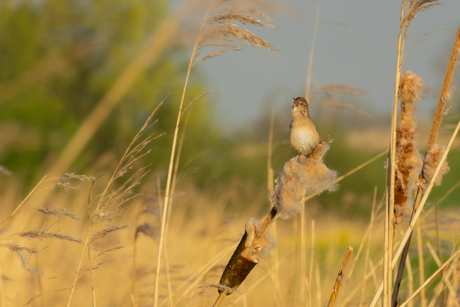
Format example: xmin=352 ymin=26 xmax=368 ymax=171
xmin=189 ymin=0 xmax=460 ymax=131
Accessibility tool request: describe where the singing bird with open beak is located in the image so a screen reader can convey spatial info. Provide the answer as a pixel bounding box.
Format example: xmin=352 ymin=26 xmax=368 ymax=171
xmin=289 ymin=97 xmax=320 ymax=157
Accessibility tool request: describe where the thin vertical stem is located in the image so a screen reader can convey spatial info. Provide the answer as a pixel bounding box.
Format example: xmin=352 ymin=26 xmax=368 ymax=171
xmin=212 ymin=291 xmax=227 ymax=307
xmin=372 ymin=119 xmax=460 ymax=307
xmin=416 ymin=223 xmax=427 ymax=307
xmin=327 ymin=247 xmax=353 ymax=307
xmin=305 ymin=6 xmax=320 ymax=100
xmin=300 ymin=201 xmax=307 ymax=306
xmin=385 ymin=1 xmax=405 ymax=306
xmin=308 ymin=220 xmax=315 ymax=307
xmin=152 ymin=5 xmax=212 ymax=307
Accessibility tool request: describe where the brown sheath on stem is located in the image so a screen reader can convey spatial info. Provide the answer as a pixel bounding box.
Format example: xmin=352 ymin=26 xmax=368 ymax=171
xmin=218 ymin=231 xmax=257 ymax=294
xmin=218 ymin=207 xmax=278 ymax=294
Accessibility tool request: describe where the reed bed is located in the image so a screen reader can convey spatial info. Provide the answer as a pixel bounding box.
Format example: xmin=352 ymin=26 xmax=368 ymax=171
xmin=1 ymin=0 xmax=460 ymax=306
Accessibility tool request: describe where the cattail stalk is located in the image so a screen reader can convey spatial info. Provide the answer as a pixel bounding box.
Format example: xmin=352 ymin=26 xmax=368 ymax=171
xmin=370 ymin=118 xmax=460 ymax=307
xmin=392 ymin=20 xmax=460 ymax=307
xmin=327 ymin=247 xmax=353 ymax=307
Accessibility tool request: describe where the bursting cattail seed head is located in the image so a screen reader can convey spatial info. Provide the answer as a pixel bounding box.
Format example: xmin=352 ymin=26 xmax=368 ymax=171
xmin=270 ymin=141 xmax=338 ymax=219
xmin=423 ymin=144 xmax=450 ymax=188
xmin=394 ymin=71 xmax=424 ymax=223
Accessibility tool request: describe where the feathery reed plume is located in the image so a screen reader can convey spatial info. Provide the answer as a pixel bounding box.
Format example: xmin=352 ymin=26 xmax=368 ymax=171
xmin=270 ymin=140 xmax=338 ymax=219
xmin=51 ymin=173 xmax=97 ymax=191
xmin=66 ymin=105 xmax=162 ymax=307
xmin=394 ymin=71 xmax=423 ymax=223
xmin=194 ymin=0 xmax=278 ymax=65
xmin=37 ymin=207 xmax=80 ymax=221
xmin=1 ymin=244 xmax=39 ymax=274
xmin=19 ymin=230 xmax=82 ymax=243
xmin=313 ymin=82 xmax=373 ymax=118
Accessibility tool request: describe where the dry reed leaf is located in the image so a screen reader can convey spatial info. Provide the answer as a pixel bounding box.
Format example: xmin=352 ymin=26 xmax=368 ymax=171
xmin=1 ymin=244 xmax=40 ymax=274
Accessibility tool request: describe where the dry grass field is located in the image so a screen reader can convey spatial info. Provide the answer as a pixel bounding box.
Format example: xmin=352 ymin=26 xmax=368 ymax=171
xmin=1 ymin=0 xmax=460 ymax=307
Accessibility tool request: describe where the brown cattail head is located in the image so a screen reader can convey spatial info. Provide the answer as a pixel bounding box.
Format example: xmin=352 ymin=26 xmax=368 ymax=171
xmin=218 ymin=217 xmax=276 ymax=294
xmin=423 ymin=144 xmax=450 ymax=188
xmin=270 ymin=141 xmax=338 ymax=219
xmin=394 ymin=71 xmax=424 ymax=223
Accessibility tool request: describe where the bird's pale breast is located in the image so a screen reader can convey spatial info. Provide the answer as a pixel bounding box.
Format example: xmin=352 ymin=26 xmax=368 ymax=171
xmin=290 ymin=125 xmax=320 ymax=156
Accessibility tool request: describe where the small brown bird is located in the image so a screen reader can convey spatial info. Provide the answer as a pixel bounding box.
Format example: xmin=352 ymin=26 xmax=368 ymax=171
xmin=289 ymin=97 xmax=320 ymax=157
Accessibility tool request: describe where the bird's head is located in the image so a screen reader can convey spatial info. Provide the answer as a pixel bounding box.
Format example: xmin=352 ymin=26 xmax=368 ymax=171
xmin=292 ymin=97 xmax=308 ymax=109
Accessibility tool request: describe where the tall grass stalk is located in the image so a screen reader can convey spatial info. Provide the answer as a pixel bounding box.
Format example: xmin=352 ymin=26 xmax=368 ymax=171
xmin=0 ymin=175 xmax=47 ymax=230
xmin=305 ymin=6 xmax=320 ymax=100
xmin=155 ymin=176 xmax=174 ymax=307
xmin=152 ymin=5 xmax=212 ymax=307
xmin=300 ymin=200 xmax=307 ymax=306
xmin=169 ymin=242 xmax=239 ymax=306
xmin=0 ymin=265 xmax=5 ymax=307
xmin=384 ymin=2 xmax=405 ymax=304
xmin=405 ymin=253 xmax=414 ymax=307
xmin=308 ymin=220 xmax=315 ymax=307
xmin=303 ymin=150 xmax=387 ymax=203
xmin=416 ymin=223 xmax=427 ymax=307
xmin=399 ymin=250 xmax=460 ymax=307
xmin=267 ymin=110 xmax=283 ymax=307
xmin=315 ymin=264 xmax=322 ymax=306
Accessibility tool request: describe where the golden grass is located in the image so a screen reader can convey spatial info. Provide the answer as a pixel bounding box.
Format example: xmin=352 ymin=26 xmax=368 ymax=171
xmin=1 ymin=1 xmax=460 ymax=307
